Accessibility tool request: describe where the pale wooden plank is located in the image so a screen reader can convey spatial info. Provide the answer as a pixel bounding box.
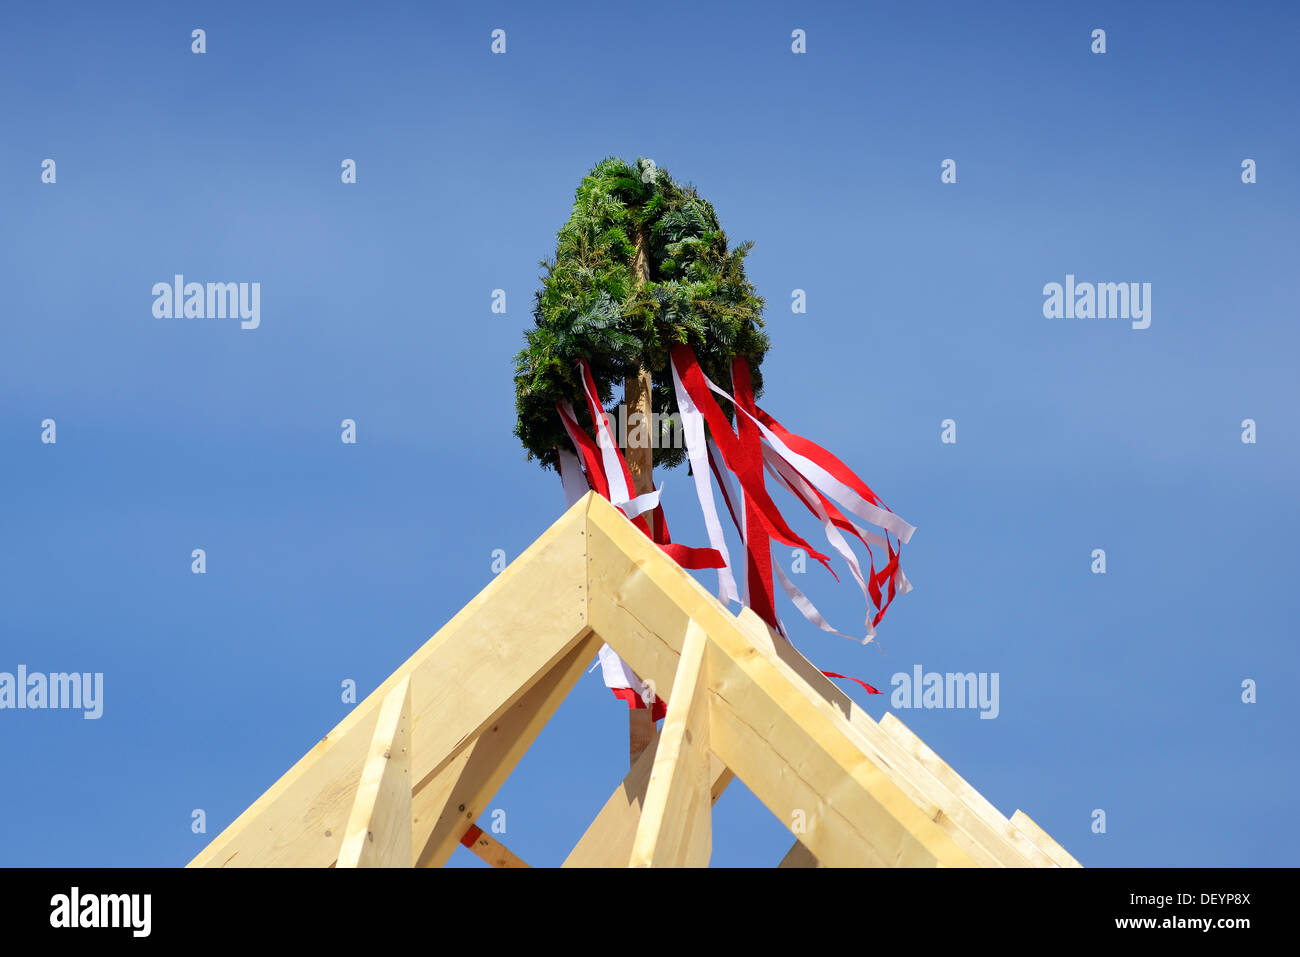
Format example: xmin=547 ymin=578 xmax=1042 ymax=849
xmin=459 ymin=825 xmax=531 ymax=868
xmin=730 ymin=610 xmax=1039 ymax=867
xmin=706 ymin=654 xmax=969 ymax=867
xmin=629 ymin=620 xmax=713 ymax=867
xmin=1011 ymin=810 xmax=1082 ymax=868
xmin=563 ymin=739 xmax=732 ymax=868
xmin=337 ymin=677 xmax=411 ymax=867
xmin=189 ymin=498 xmax=592 ymax=867
xmin=195 ymin=488 xmax=1065 ymax=871
xmin=584 ymin=493 xmax=1034 ymax=866
xmin=878 ymin=712 xmax=1057 ymax=867
xmin=584 ymin=498 xmax=975 ymax=868
xmin=412 ymin=632 xmax=601 ymax=867
xmin=577 ymin=495 xmax=1055 ymax=868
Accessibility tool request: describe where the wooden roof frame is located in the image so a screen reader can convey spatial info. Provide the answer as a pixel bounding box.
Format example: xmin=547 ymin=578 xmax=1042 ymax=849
xmin=188 ymin=493 xmax=1079 ymax=868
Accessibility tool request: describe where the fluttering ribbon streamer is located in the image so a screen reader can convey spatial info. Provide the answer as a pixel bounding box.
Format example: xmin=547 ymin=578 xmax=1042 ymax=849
xmin=706 ymin=436 xmax=883 ymax=692
xmin=557 ymin=346 xmax=912 ymax=710
xmin=695 ymin=358 xmax=915 ymax=545
xmin=671 ymin=355 xmax=742 ymax=605
xmin=575 ymin=360 xmax=633 ymax=505
xmin=706 ymin=434 xmax=853 ymax=642
xmin=556 ymin=399 xmax=609 ymax=498
xmin=730 ymin=356 xmax=779 ymax=627
xmin=763 ymin=449 xmax=878 ymax=640
xmin=672 ymin=344 xmax=912 ymax=632
xmin=597 ymin=645 xmax=667 ymax=722
xmin=674 ymin=344 xmax=913 ymax=690
xmin=669 ymin=347 xmax=835 ymax=576
xmin=819 ymin=672 xmax=883 ymax=696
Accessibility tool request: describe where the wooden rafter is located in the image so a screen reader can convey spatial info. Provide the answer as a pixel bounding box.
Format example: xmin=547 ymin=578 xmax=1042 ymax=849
xmin=585 ymin=503 xmax=971 ymax=866
xmin=878 ymin=713 xmax=1058 ymax=867
xmin=189 ymin=507 xmax=589 ymax=868
xmin=190 ymin=493 xmax=1077 ymax=869
xmin=413 ymin=633 xmax=601 ymax=867
xmin=1011 ymin=810 xmax=1081 ymax=868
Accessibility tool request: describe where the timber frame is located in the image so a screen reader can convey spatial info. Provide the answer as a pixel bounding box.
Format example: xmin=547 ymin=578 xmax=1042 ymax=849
xmin=189 ymin=493 xmax=1078 ymax=868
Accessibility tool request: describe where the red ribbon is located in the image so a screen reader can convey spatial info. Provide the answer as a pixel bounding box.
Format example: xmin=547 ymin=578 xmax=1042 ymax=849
xmin=610 ymin=686 xmax=668 ymax=721
xmin=670 ymin=345 xmax=834 ymax=573
xmin=556 ymin=400 xmax=611 ymax=499
xmin=576 ymin=360 xmax=638 ymax=501
xmin=755 ymin=405 xmax=889 ymax=509
xmin=820 ymin=672 xmax=882 ymax=695
xmin=751 ymin=401 xmax=905 ymax=627
xmin=731 ymin=356 xmax=778 ymax=628
xmin=560 ymin=348 xmax=903 ymax=714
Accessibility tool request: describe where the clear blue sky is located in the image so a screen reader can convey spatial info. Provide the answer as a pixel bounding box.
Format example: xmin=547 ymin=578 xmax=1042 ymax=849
xmin=1 ymin=0 xmax=1296 ymax=867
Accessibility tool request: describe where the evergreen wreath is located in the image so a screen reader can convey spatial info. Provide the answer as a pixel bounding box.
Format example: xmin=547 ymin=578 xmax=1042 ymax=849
xmin=513 ymin=157 xmax=770 ymax=472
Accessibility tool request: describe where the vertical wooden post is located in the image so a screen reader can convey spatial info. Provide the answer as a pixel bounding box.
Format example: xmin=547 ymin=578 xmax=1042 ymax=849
xmin=624 ymin=365 xmax=655 ymax=519
xmin=625 ymin=222 xmax=656 ymax=536
xmin=626 ymin=221 xmax=657 ymax=766
xmin=629 ymin=620 xmax=714 ymax=867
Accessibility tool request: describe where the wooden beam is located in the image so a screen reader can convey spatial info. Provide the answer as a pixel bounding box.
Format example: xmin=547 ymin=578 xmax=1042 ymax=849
xmin=412 ymin=632 xmax=602 ymax=867
xmin=197 ymin=490 xmax=1075 ymax=870
xmin=459 ymin=825 xmax=530 ymax=868
xmin=730 ymin=610 xmax=1039 ymax=867
xmin=583 ymin=516 xmax=695 ymax=708
xmin=706 ymin=648 xmax=970 ymax=867
xmin=563 ymin=734 xmax=732 ymax=867
xmin=577 ymin=496 xmax=1058 ymax=868
xmin=583 ymin=498 xmax=975 ymax=868
xmin=1011 ymin=810 xmax=1081 ymax=868
xmin=629 ymin=621 xmax=714 ymax=867
xmin=337 ymin=677 xmax=411 ymax=867
xmin=189 ymin=499 xmax=592 ymax=867
xmin=878 ymin=712 xmax=1057 ymax=867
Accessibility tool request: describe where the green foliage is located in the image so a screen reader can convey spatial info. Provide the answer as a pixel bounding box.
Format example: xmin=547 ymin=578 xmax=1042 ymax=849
xmin=514 ymin=157 xmax=770 ymax=471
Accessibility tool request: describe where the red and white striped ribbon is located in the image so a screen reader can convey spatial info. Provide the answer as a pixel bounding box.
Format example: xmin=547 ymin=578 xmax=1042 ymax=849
xmin=670 ymin=356 xmax=740 ymax=604
xmin=710 ymin=436 xmax=859 ymax=643
xmin=673 ymin=347 xmax=914 ymax=545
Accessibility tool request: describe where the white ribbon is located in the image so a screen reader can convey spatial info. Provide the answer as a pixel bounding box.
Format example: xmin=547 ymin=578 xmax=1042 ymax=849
xmin=772 ymin=560 xmax=863 ymax=644
xmin=670 ymin=361 xmax=739 ymax=604
xmin=596 ymin=643 xmax=656 ymax=706
xmin=576 ymin=365 xmax=632 ymax=506
xmin=557 ymin=398 xmax=660 ymax=521
xmin=619 ymin=487 xmax=663 ymax=521
xmin=694 ymin=368 xmax=915 ymax=543
xmin=710 ymin=435 xmax=878 ymax=644
xmin=557 ymin=447 xmax=589 ymax=508
xmin=764 ymin=447 xmax=878 ymax=634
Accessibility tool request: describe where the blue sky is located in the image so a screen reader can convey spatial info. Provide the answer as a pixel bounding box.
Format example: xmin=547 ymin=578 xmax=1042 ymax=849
xmin=1 ymin=0 xmax=1296 ymax=867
